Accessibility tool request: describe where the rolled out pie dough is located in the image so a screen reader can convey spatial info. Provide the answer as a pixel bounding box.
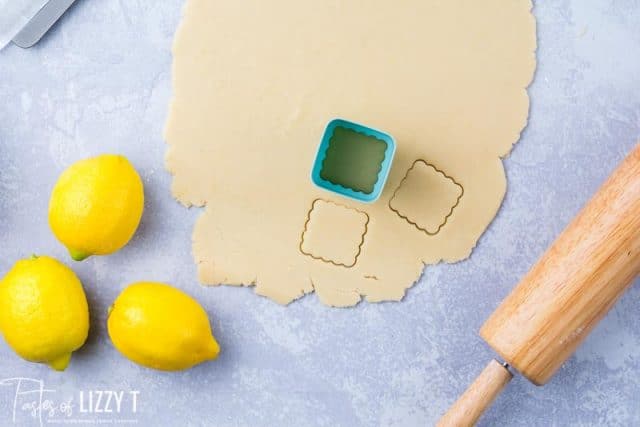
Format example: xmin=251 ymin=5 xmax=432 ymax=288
xmin=165 ymin=0 xmax=537 ymax=306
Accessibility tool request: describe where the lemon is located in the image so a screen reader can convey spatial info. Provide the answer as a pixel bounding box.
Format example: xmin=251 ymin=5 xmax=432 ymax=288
xmin=107 ymin=282 xmax=220 ymax=371
xmin=0 ymin=256 xmax=90 ymax=371
xmin=49 ymin=154 xmax=144 ymax=261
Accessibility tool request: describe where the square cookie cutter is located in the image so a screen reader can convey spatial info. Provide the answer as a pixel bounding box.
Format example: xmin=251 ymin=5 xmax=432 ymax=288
xmin=311 ymin=118 xmax=396 ymax=203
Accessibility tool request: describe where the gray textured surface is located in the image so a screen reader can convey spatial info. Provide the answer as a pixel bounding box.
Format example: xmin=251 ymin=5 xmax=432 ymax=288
xmin=0 ymin=1 xmax=639 ymax=426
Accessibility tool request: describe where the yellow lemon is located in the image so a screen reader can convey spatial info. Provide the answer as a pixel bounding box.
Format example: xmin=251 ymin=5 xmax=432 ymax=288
xmin=0 ymin=256 xmax=90 ymax=371
xmin=49 ymin=154 xmax=144 ymax=261
xmin=107 ymin=282 xmax=220 ymax=371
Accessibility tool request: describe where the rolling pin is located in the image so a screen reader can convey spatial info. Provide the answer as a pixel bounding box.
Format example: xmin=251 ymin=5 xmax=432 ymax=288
xmin=438 ymin=142 xmax=640 ymax=426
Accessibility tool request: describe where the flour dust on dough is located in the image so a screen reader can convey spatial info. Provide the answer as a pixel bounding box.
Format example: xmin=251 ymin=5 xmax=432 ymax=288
xmin=165 ymin=0 xmax=536 ymax=306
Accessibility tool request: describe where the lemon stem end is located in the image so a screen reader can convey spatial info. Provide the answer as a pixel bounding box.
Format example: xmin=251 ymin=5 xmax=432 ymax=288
xmin=69 ymin=249 xmax=91 ymax=262
xmin=208 ymin=337 xmax=221 ymax=360
xmin=48 ymin=353 xmax=72 ymax=371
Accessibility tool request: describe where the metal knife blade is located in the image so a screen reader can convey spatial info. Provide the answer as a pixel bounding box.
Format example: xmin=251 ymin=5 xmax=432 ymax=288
xmin=12 ymin=0 xmax=77 ymax=48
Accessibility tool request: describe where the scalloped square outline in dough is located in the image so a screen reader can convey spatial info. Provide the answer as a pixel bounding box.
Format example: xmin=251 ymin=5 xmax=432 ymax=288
xmin=300 ymin=199 xmax=369 ymax=268
xmin=389 ymin=160 xmax=464 ymax=235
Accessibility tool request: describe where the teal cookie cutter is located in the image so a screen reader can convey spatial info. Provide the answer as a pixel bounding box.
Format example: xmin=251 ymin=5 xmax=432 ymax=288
xmin=311 ymin=118 xmax=396 ymax=203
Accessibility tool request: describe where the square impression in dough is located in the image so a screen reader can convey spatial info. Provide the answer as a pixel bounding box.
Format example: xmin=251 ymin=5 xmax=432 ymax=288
xmin=389 ymin=161 xmax=464 ymax=235
xmin=165 ymin=0 xmax=537 ymax=306
xmin=300 ymin=199 xmax=369 ymax=268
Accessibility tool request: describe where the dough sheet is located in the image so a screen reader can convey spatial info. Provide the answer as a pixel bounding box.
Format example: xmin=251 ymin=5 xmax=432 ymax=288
xmin=165 ymin=0 xmax=537 ymax=306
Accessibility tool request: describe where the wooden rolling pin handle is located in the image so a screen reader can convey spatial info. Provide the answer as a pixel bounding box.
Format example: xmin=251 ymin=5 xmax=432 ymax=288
xmin=437 ymin=360 xmax=513 ymax=427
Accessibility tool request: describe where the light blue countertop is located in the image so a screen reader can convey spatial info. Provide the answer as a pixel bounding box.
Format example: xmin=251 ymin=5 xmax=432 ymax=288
xmin=0 ymin=1 xmax=639 ymax=426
